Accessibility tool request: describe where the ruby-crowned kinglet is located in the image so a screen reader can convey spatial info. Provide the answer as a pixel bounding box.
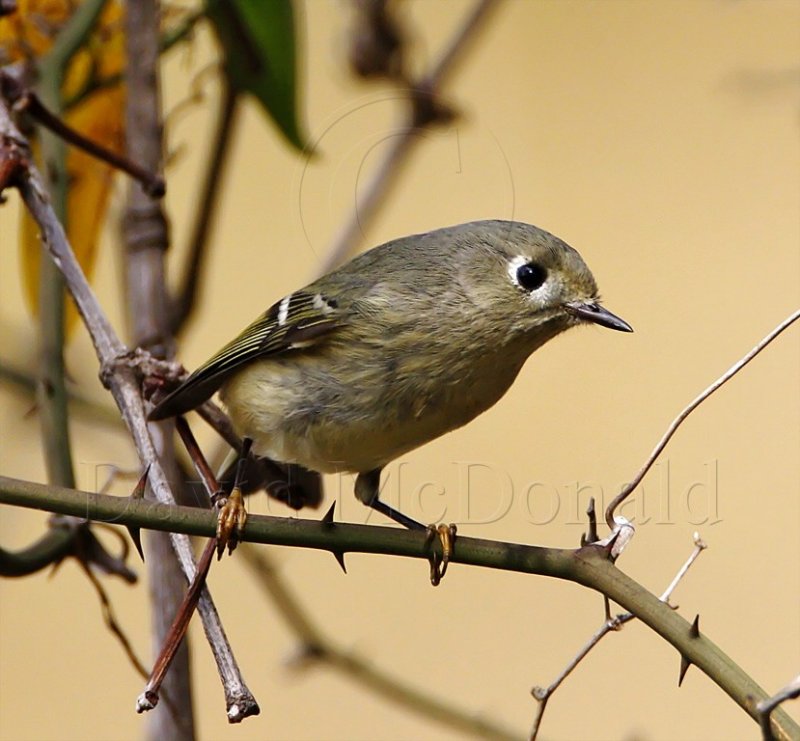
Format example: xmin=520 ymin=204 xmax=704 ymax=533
xmin=150 ymin=220 xmax=631 ymax=529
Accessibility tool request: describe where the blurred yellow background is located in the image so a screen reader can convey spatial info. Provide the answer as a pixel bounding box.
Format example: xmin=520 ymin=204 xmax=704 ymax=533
xmin=1 ymin=1 xmax=798 ymax=739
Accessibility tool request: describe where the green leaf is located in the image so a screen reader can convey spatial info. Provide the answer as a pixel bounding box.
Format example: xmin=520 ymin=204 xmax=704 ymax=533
xmin=205 ymin=0 xmax=308 ymax=151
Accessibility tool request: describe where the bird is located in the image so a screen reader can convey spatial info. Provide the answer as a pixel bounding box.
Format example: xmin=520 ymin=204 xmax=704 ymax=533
xmin=149 ymin=220 xmax=632 ymax=574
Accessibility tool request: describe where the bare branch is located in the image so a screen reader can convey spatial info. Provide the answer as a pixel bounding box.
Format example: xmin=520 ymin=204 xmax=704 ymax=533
xmin=529 ymin=534 xmax=710 ymax=740
xmin=240 ymin=544 xmax=516 ymax=739
xmin=137 ymin=540 xmax=218 ymax=716
xmin=606 ymin=309 xmax=800 ymax=530
xmin=121 ymin=2 xmax=195 ymax=733
xmin=0 ymin=72 xmax=165 ymax=196
xmin=660 ymin=532 xmax=707 ymax=604
xmin=2 ymin=474 xmax=799 ymax=740
xmin=0 ymin=90 xmax=254 ymax=720
xmin=758 ymin=675 xmax=800 ymax=741
xmin=169 ymin=81 xmax=239 ymax=333
xmin=318 ymin=0 xmax=502 ymax=274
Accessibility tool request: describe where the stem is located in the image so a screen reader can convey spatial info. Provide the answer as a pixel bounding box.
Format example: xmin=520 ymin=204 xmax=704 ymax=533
xmin=31 ymin=0 xmax=107 ymax=489
xmin=0 ymin=359 xmax=126 ymax=426
xmin=317 ymin=0 xmax=501 ymax=274
xmin=606 ymin=309 xmax=800 ymax=529
xmin=239 ymin=546 xmax=516 ymax=741
xmin=1 ymin=475 xmax=797 ymax=741
xmin=122 ymin=1 xmax=194 ymax=737
xmin=170 ymin=81 xmax=239 ymax=334
xmin=1 ymin=41 xmax=254 ymax=730
xmin=36 ymin=76 xmax=71 ymax=487
xmin=0 ymin=528 xmax=75 ymax=576
xmin=63 ymin=8 xmax=206 ymax=111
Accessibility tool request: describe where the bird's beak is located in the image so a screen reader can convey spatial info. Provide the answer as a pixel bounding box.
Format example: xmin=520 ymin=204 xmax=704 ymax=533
xmin=564 ymin=301 xmax=633 ymax=332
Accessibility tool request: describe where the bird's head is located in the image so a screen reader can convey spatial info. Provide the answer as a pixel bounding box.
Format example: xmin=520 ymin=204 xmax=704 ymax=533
xmin=456 ymin=220 xmax=632 ymax=343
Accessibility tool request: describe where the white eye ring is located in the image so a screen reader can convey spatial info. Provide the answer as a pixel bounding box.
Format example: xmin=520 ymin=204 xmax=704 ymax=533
xmin=508 ymin=256 xmax=548 ymax=292
xmin=507 ymin=256 xmax=529 ymax=286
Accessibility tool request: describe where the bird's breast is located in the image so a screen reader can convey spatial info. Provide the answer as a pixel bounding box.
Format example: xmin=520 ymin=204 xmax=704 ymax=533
xmin=220 ymin=331 xmax=529 ymax=474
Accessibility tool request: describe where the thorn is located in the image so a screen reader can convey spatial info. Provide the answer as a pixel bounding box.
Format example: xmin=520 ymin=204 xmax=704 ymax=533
xmin=127 ymin=466 xmax=149 ymax=562
xmin=690 ymin=614 xmax=700 ymax=638
xmin=126 ymin=524 xmax=144 ymax=562
xmin=331 ymin=550 xmax=347 ymax=574
xmin=131 ymin=466 xmax=149 ymax=500
xmin=321 ymin=500 xmax=337 ymax=527
xmin=678 ymin=654 xmax=692 ymax=686
xmin=320 ymin=501 xmax=344 ymax=571
xmin=602 ymin=529 xmax=620 ymax=558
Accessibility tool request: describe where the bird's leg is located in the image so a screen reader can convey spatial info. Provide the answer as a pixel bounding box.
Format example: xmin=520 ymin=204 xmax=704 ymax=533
xmin=355 ymin=468 xmax=425 ymax=530
xmin=425 ymin=523 xmax=458 ymax=586
xmin=214 ymin=437 xmax=252 ymax=558
xmin=354 ymin=469 xmax=457 ymax=585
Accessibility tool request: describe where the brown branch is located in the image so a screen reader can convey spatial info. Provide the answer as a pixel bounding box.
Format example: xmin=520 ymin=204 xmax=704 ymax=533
xmin=0 ymin=84 xmax=255 ymax=721
xmin=77 ymin=548 xmax=149 ymax=679
xmin=0 ymin=70 xmax=165 ymax=197
xmin=605 ymin=309 xmax=800 ymax=530
xmin=169 ymin=81 xmax=240 ymax=333
xmin=529 ymin=534 xmax=709 ymax=740
xmin=318 ymin=0 xmax=502 ymax=274
xmin=240 ymin=543 xmax=516 ymax=740
xmin=138 ymin=421 xmax=255 ymax=717
xmin=122 ymin=1 xmax=217 ymax=735
xmin=137 ymin=540 xmax=218 ymax=716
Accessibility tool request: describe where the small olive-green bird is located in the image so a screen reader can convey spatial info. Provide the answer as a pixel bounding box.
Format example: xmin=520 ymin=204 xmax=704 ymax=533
xmin=150 ymin=220 xmax=631 ymax=531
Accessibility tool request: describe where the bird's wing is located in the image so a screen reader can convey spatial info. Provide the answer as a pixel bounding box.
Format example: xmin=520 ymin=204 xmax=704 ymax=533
xmin=148 ymin=291 xmax=341 ymax=420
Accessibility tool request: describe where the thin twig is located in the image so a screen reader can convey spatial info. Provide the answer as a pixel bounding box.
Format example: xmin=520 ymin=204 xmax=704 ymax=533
xmin=138 ymin=418 xmax=245 ymax=715
xmin=317 ymin=0 xmax=501 ymax=274
xmin=80 ymin=544 xmax=189 ymax=731
xmin=63 ymin=9 xmax=206 ymax=111
xmin=239 ymin=545 xmax=516 ymax=741
xmin=137 ymin=539 xmax=218 ymax=714
xmin=529 ymin=535 xmax=709 ymax=740
xmin=530 ymin=615 xmax=627 ymax=741
xmin=78 ymin=556 xmax=149 ymax=680
xmin=39 ymin=0 xmax=107 ymax=78
xmin=30 ymin=0 xmax=102 ymax=491
xmin=0 ymin=358 xmax=128 ymax=427
xmin=170 ymin=81 xmax=239 ymax=333
xmin=196 ymin=399 xmax=241 ymax=450
xmin=175 ymin=415 xmax=219 ymax=501
xmin=1 ymin=74 xmax=165 ymax=196
xmin=660 ymin=532 xmax=707 ymax=604
xmin=758 ymin=675 xmax=800 ymax=741
xmin=0 ymin=92 xmax=255 ymax=720
xmin=605 ymin=309 xmax=800 ymax=530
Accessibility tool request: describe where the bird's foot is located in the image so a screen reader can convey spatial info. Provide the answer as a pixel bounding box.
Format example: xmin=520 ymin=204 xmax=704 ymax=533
xmin=214 ymin=486 xmax=247 ymax=558
xmin=426 ymin=523 xmax=457 ymax=586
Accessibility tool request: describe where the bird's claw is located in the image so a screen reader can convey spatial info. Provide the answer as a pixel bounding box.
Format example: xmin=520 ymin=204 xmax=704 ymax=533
xmin=214 ymin=486 xmax=247 ymax=558
xmin=426 ymin=523 xmax=457 ymax=586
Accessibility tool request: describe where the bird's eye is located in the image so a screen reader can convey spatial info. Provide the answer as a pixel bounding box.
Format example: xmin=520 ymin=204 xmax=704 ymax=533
xmin=516 ymin=262 xmax=547 ymax=291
